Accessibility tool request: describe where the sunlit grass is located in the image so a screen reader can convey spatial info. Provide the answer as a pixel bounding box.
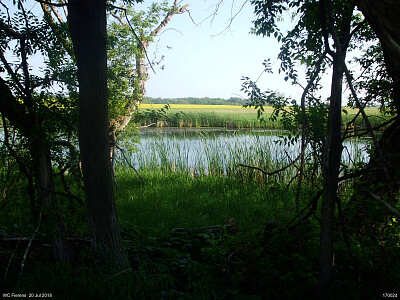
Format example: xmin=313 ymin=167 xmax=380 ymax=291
xmin=115 ymin=168 xmax=293 ymax=237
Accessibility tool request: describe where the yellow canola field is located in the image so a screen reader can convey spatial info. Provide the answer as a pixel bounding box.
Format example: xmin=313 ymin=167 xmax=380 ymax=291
xmin=138 ymin=104 xmax=251 ymax=109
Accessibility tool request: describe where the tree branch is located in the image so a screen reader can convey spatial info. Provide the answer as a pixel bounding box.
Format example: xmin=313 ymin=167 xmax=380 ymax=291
xmin=358 ymin=186 xmax=400 ymax=218
xmin=40 ymin=3 xmax=75 ymax=58
xmin=116 ymin=144 xmax=144 ymax=183
xmin=109 ymin=5 xmax=156 ymax=74
xmin=18 ymin=212 xmax=42 ymax=283
xmin=34 ymin=0 xmax=67 ymax=7
xmin=149 ymin=3 xmax=189 ymax=39
xmin=238 ymin=147 xmax=303 ymax=177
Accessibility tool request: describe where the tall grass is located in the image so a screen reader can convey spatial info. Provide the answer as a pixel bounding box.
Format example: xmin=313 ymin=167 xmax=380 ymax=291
xmin=117 ymin=130 xmax=370 ymax=185
xmin=114 ymin=168 xmax=294 ymax=236
xmin=122 ymin=131 xmax=295 ymax=181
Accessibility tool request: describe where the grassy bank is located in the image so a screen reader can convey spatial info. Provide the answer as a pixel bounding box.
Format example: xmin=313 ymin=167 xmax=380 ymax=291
xmin=137 ymin=104 xmax=389 ymax=130
xmin=1 ymin=164 xmax=399 ymax=298
xmin=115 ymin=168 xmax=295 ymax=237
xmin=1 ymin=127 xmax=399 ymax=298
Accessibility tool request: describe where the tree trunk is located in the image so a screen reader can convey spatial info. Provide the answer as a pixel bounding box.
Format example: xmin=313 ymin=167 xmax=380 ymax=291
xmin=109 ymin=40 xmax=147 ymax=166
xmin=68 ymin=0 xmax=128 ymax=270
xmin=317 ymin=0 xmax=352 ymax=294
xmin=108 ymin=2 xmax=188 ymax=145
xmin=356 ymin=0 xmax=400 ymax=191
xmin=318 ymin=54 xmax=345 ymax=296
xmin=31 ymin=140 xmax=73 ymax=262
xmin=0 ymin=78 xmax=73 ymax=262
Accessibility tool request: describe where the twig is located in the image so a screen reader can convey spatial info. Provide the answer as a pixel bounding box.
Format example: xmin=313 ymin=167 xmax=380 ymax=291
xmin=4 ymin=239 xmax=21 ymax=281
xmin=358 ymin=186 xmax=400 ymax=218
xmin=116 ymin=144 xmax=145 ymax=183
xmin=34 ymin=0 xmax=67 ymax=7
xmin=287 ymin=189 xmax=322 ymax=230
xmin=107 ymin=268 xmax=132 ymax=280
xmin=185 ymin=9 xmax=198 ymax=26
xmin=212 ymin=0 xmax=249 ymax=37
xmin=238 ymin=149 xmax=302 ymax=177
xmin=18 ymin=212 xmax=42 ymax=283
xmin=0 ymin=1 xmax=11 ymax=25
xmin=42 ymin=188 xmax=84 ymax=206
xmin=109 ymin=5 xmax=156 ymax=75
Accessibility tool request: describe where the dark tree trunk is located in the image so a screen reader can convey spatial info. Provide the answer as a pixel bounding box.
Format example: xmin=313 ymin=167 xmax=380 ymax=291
xmin=68 ymin=0 xmax=128 ymax=269
xmin=31 ymin=140 xmax=73 ymax=262
xmin=357 ymin=0 xmax=400 ymax=191
xmin=318 ymin=54 xmax=345 ymax=296
xmin=317 ymin=1 xmax=352 ymax=296
xmin=0 ymin=78 xmax=73 ymax=262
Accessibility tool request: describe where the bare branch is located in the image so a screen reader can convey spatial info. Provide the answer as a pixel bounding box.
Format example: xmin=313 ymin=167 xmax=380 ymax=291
xmin=0 ymin=1 xmax=11 ymax=25
xmin=149 ymin=3 xmax=189 ymax=39
xmin=212 ymin=0 xmax=249 ymax=37
xmin=185 ymin=9 xmax=198 ymax=26
xmin=109 ymin=5 xmax=156 ymax=74
xmin=116 ymin=144 xmax=145 ymax=183
xmin=295 ymin=50 xmax=328 ymax=208
xmin=343 ymin=63 xmax=390 ymax=178
xmin=40 ymin=3 xmax=74 ymax=58
xmin=34 ymin=0 xmax=67 ymax=7
xmin=110 ymin=10 xmax=127 ymax=27
xmin=358 ymin=186 xmax=400 ymax=218
xmin=0 ymin=52 xmax=25 ymax=94
xmin=49 ymin=3 xmax=65 ymax=24
xmin=4 ymin=238 xmax=20 ymax=281
xmin=18 ymin=212 xmax=42 ymax=283
xmin=238 ymin=148 xmax=303 ymax=177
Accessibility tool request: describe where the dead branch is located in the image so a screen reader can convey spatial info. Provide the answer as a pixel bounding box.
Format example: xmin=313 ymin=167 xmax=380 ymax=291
xmin=34 ymin=0 xmax=67 ymax=7
xmin=238 ymin=148 xmax=302 ymax=177
xmin=287 ymin=189 xmax=323 ymax=231
xmin=109 ymin=5 xmax=157 ymax=75
xmin=149 ymin=3 xmax=189 ymax=39
xmin=358 ymin=186 xmax=400 ymax=218
xmin=295 ymin=133 xmax=309 ymax=209
xmin=4 ymin=238 xmax=21 ymax=281
xmin=116 ymin=144 xmax=145 ymax=183
xmin=0 ymin=52 xmax=26 ymax=94
xmin=171 ymin=224 xmax=234 ymax=236
xmin=18 ymin=212 xmax=42 ymax=283
xmin=42 ymin=187 xmax=84 ymax=206
xmin=40 ymin=2 xmax=74 ymax=58
xmin=138 ymin=122 xmax=157 ymax=128
xmin=107 ymin=268 xmax=133 ymax=281
xmin=212 ymin=0 xmax=249 ymax=37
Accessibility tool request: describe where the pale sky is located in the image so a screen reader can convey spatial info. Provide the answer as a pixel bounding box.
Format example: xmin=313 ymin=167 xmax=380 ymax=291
xmin=2 ymin=0 xmax=307 ymax=101
xmin=139 ymin=0 xmax=304 ymax=100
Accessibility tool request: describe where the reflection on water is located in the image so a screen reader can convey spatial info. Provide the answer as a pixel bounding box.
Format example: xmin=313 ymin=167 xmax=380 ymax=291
xmin=120 ymin=128 xmax=371 ymax=176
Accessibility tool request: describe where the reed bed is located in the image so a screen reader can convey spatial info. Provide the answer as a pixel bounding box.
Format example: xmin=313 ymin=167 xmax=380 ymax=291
xmin=116 ymin=130 xmax=370 ymax=184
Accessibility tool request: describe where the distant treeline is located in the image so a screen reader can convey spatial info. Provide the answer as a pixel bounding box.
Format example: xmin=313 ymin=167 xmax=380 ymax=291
xmin=143 ymin=97 xmax=246 ymax=106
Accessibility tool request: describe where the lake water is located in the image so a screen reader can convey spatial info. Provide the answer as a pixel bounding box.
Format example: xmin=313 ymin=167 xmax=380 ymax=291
xmin=121 ymin=128 xmax=371 ymax=177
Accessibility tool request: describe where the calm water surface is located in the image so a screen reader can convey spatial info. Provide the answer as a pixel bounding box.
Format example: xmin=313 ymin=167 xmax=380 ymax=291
xmin=126 ymin=128 xmax=371 ymax=172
